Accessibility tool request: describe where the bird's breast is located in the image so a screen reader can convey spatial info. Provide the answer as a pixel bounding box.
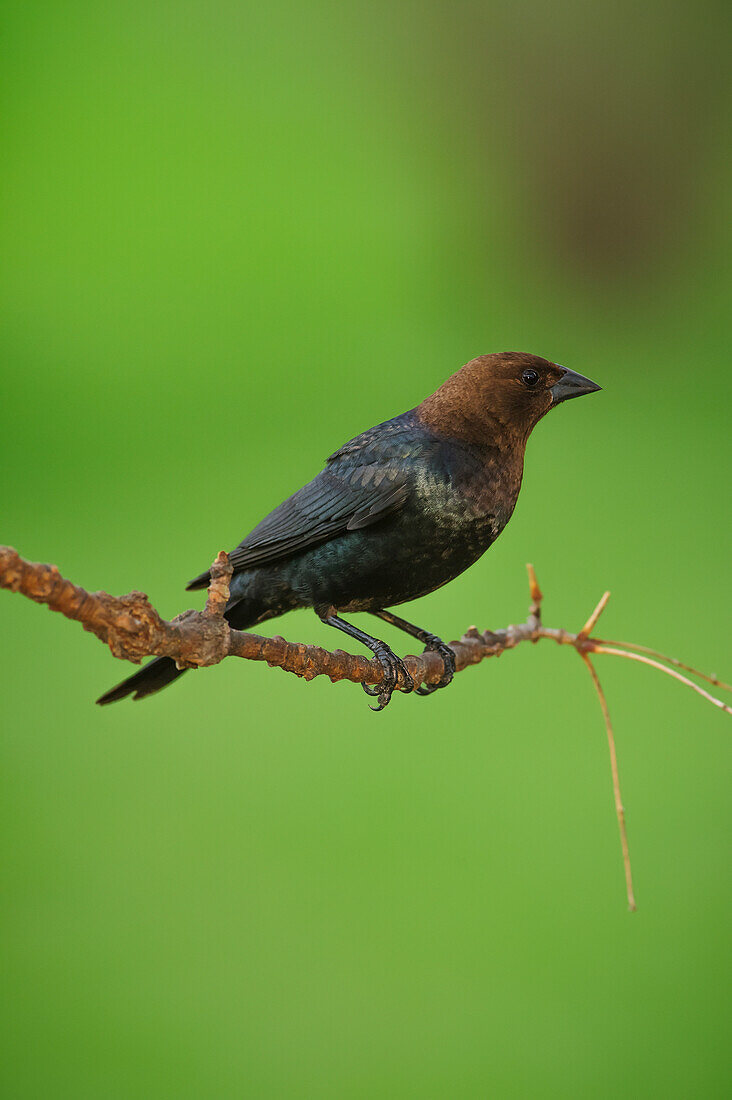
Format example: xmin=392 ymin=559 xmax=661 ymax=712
xmin=412 ymin=447 xmax=522 ymax=533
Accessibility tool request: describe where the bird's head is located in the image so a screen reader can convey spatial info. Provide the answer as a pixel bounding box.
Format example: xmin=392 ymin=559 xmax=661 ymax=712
xmin=418 ymin=352 xmax=601 ymax=446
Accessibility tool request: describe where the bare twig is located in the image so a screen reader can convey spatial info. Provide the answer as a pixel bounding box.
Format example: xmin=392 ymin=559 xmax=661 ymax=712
xmin=1 ymin=544 xmax=729 ymax=910
xmin=600 ymin=640 xmax=732 ymax=695
xmin=592 ymin=646 xmax=732 ymax=716
xmin=580 ymin=652 xmax=637 ymax=911
xmin=578 ymin=590 xmax=611 ymax=640
xmin=526 ymin=562 xmax=543 ymax=619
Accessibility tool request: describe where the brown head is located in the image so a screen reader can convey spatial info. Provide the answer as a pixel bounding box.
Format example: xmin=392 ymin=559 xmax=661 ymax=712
xmin=417 ymin=352 xmax=601 ymax=448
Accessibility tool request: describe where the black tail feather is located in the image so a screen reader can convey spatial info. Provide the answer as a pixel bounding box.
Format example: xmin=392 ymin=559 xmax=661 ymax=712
xmin=96 ymin=656 xmax=187 ymax=705
xmin=185 ymin=571 xmax=210 ymax=591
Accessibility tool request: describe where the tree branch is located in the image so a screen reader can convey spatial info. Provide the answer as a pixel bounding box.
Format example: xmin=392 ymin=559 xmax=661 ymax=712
xmin=2 ymin=543 xmax=729 ymax=909
xmin=3 ymin=545 xmax=730 ymax=702
xmin=0 ymin=545 xmax=581 ymax=690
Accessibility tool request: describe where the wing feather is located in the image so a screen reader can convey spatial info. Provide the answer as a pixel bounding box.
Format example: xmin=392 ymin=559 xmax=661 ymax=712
xmin=227 ymin=468 xmax=409 ymax=571
xmin=185 ymin=413 xmax=427 ymax=591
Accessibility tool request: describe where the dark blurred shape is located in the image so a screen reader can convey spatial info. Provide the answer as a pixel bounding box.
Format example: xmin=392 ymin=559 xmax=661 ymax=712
xmin=357 ymin=0 xmax=731 ymax=278
xmin=496 ymin=6 xmax=731 ymax=274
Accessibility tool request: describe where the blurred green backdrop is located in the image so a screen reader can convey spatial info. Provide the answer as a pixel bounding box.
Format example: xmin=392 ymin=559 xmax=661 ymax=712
xmin=2 ymin=2 xmax=731 ymax=1097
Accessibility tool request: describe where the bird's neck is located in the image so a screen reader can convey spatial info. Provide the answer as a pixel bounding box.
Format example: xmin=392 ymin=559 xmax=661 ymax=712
xmin=416 ymin=382 xmax=531 ymax=457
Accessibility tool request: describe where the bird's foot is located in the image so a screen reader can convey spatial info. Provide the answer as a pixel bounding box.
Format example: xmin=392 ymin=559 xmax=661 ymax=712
xmin=362 ymin=642 xmax=414 ymax=711
xmin=416 ymin=634 xmax=456 ymax=697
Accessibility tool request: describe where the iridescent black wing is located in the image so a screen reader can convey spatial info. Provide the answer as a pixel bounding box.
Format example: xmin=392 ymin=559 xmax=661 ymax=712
xmin=186 ymin=414 xmax=430 ymax=589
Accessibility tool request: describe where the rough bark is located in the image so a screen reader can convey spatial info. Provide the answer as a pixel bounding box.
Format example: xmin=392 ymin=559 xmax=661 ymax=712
xmin=3 ymin=544 xmax=729 ymax=912
xmin=0 ymin=546 xmax=599 ymax=692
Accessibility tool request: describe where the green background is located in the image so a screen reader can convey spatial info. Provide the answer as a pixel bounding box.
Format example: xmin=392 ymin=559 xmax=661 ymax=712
xmin=2 ymin=2 xmax=731 ymax=1096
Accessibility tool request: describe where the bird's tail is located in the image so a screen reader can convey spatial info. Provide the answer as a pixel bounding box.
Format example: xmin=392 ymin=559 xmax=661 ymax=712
xmin=96 ymin=593 xmax=267 ymax=705
xmin=96 ymin=655 xmax=185 ymax=705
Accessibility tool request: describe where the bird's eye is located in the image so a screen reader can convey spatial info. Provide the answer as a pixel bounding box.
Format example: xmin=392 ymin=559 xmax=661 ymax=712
xmin=522 ymin=369 xmax=540 ymax=387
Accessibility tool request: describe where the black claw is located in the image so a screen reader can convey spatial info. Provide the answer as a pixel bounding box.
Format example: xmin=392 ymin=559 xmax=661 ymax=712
xmin=416 ymin=636 xmax=456 ymax=697
xmin=361 ymin=680 xmax=388 ymax=710
xmin=369 ymin=611 xmax=456 ymax=701
xmin=321 ymin=611 xmax=415 ymax=712
xmin=362 ymin=644 xmax=414 ymax=711
xmin=397 ymin=663 xmax=415 ymax=695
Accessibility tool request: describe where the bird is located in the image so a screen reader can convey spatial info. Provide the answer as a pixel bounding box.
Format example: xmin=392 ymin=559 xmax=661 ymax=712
xmin=97 ymin=352 xmax=600 ymax=710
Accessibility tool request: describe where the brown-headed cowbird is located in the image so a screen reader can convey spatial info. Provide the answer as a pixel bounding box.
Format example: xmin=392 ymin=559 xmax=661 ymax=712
xmin=98 ymin=353 xmax=600 ymax=709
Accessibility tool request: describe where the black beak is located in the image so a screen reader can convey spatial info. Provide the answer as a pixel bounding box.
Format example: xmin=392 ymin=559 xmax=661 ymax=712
xmin=550 ymin=367 xmax=602 ymax=405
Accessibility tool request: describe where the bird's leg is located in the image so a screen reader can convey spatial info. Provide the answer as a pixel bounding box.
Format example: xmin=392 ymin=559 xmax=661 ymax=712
xmin=319 ymin=612 xmax=414 ymax=711
xmin=372 ymin=609 xmax=456 ymax=697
